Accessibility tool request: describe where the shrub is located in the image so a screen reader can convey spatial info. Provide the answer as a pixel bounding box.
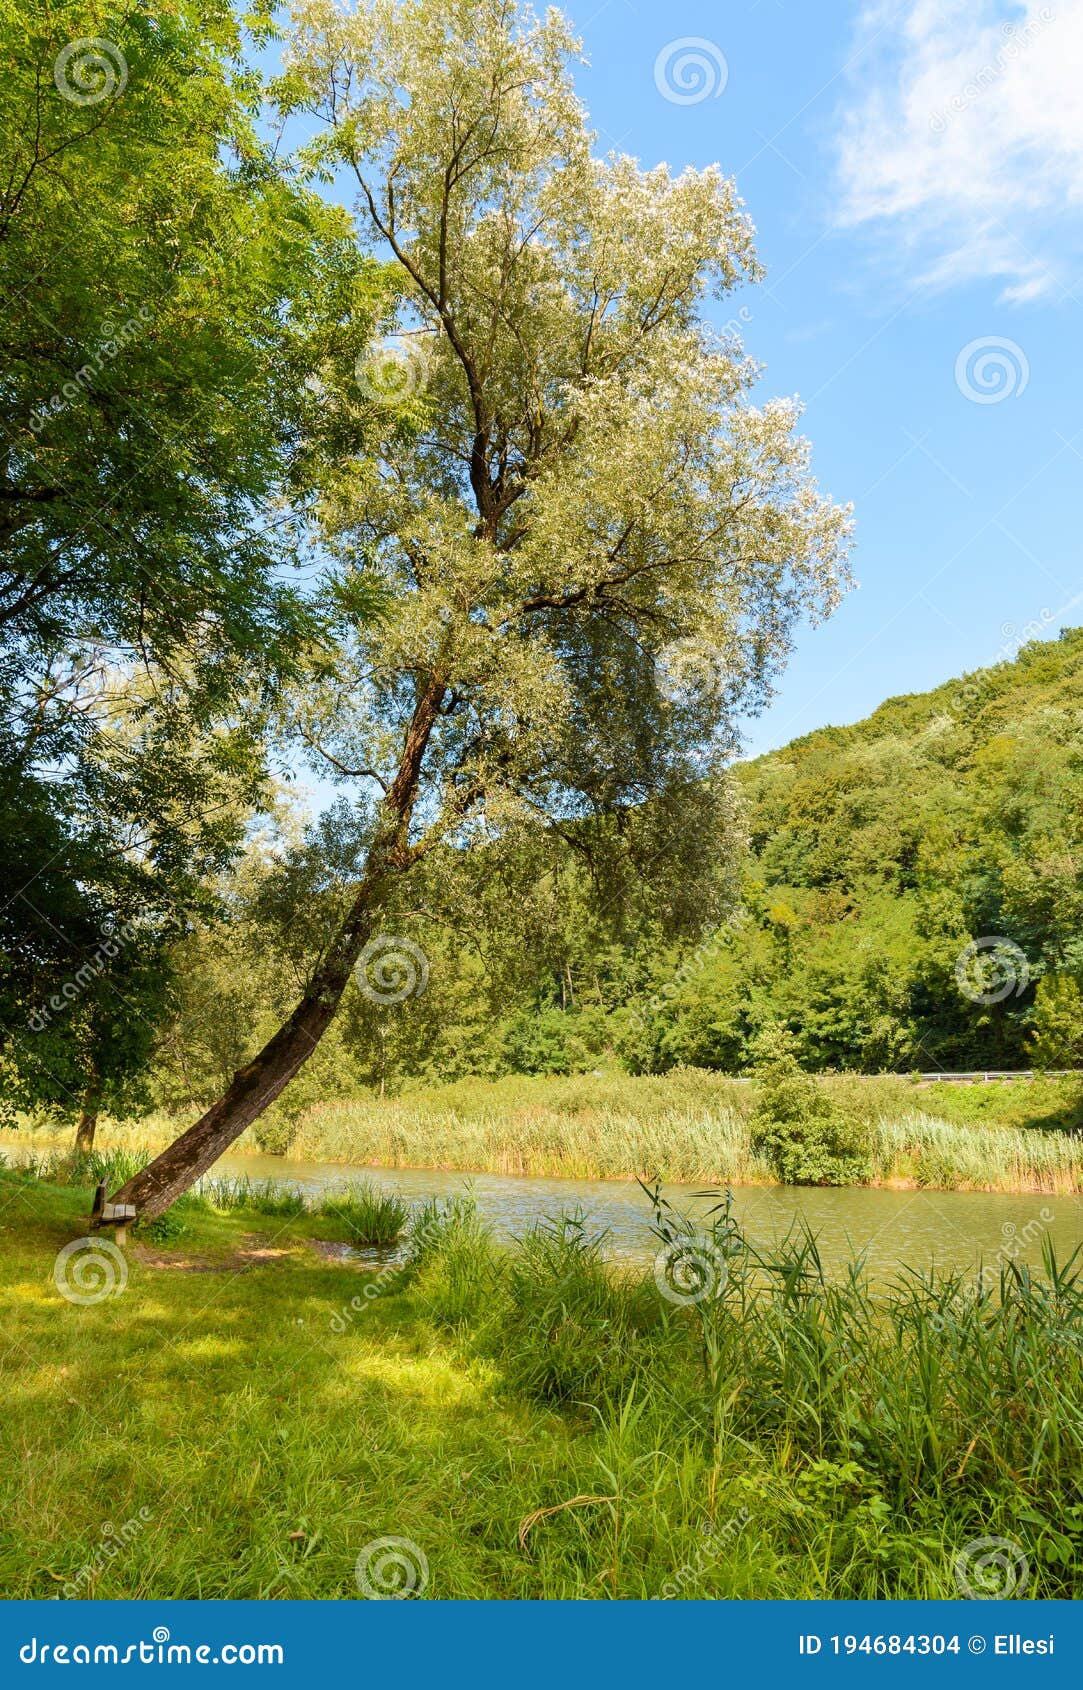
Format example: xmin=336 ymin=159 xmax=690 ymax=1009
xmin=252 ymin=1101 xmax=303 ymax=1156
xmin=1028 ymin=974 xmax=1083 ymax=1070
xmin=144 ymin=1206 xmax=190 ymax=1244
xmin=749 ymin=1026 xmax=870 ymax=1185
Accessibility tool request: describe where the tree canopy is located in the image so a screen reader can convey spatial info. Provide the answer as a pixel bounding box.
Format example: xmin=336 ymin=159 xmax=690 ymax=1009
xmin=107 ymin=0 xmax=852 ymax=1218
xmin=0 ymin=0 xmax=384 ymax=1122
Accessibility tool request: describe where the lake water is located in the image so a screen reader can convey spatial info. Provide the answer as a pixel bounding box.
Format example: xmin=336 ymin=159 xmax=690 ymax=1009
xmin=213 ymin=1149 xmax=1083 ymax=1278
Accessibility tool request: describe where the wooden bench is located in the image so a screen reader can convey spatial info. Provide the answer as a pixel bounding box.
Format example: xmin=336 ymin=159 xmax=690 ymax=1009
xmin=91 ymin=1180 xmax=136 ymax=1246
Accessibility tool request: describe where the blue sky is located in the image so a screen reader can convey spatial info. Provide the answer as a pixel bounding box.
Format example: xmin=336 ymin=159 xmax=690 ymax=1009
xmin=562 ymin=0 xmax=1083 ymax=754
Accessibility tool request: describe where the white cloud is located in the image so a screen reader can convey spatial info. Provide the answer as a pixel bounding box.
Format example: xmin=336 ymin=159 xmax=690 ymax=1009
xmin=836 ymin=0 xmax=1083 ymax=300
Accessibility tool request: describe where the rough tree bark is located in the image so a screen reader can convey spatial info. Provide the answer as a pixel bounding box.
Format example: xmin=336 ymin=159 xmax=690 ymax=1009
xmin=74 ymin=1095 xmax=99 ymax=1154
xmin=106 ymin=678 xmax=445 ymax=1223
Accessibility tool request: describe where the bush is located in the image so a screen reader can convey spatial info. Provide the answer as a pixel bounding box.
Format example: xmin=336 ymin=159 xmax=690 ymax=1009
xmin=1028 ymin=974 xmax=1083 ymax=1070
xmin=749 ymin=1026 xmax=870 ymax=1185
xmin=252 ymin=1101 xmax=303 ymax=1156
xmin=500 ymin=1007 xmax=597 ymax=1076
xmin=144 ymin=1205 xmax=191 ymax=1244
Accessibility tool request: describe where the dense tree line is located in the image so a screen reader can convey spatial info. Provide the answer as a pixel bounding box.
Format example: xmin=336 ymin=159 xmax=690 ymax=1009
xmin=137 ymin=626 xmax=1082 ymax=1140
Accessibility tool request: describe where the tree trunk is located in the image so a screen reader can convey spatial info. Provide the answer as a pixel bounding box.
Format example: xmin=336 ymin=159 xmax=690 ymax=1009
xmin=106 ymin=675 xmax=446 ymax=1224
xmin=74 ymin=1103 xmax=98 ymax=1154
xmin=107 ymin=939 xmax=364 ymax=1221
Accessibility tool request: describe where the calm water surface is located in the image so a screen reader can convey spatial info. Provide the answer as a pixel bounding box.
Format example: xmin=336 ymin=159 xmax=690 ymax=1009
xmin=214 ymin=1149 xmax=1083 ymax=1278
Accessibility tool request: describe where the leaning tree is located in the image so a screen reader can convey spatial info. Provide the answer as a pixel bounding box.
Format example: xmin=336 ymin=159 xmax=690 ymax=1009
xmin=110 ymin=0 xmax=852 ymax=1220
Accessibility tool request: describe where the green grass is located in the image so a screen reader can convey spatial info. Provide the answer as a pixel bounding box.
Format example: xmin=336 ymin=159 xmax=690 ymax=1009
xmin=7 ymin=1152 xmax=410 ymax=1248
xmin=1 ymin=1165 xmax=1081 ymax=1599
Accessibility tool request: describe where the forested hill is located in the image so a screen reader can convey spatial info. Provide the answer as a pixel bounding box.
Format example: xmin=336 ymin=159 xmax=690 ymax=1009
xmin=566 ymin=625 xmax=1083 ymax=1078
xmin=673 ymin=625 xmax=1083 ymax=1074
xmin=154 ymin=630 xmax=1083 ymax=1114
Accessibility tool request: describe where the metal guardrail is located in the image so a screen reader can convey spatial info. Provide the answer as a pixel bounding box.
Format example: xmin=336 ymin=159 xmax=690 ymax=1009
xmin=910 ymin=1071 xmax=1080 ymax=1082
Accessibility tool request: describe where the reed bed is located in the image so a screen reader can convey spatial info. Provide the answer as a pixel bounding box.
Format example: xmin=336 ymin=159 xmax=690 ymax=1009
xmin=293 ymin=1077 xmax=1083 ymax=1194
xmin=6 ymin=1070 xmax=1082 ymax=1194
xmin=872 ymin=1112 xmax=1083 ymax=1193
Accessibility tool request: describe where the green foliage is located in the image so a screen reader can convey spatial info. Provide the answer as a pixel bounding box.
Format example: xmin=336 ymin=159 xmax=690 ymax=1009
xmin=500 ymin=1215 xmax=673 ymax=1405
xmin=0 ymin=0 xmax=385 ymax=1125
xmin=144 ymin=1207 xmax=192 ymax=1246
xmin=749 ymin=1027 xmax=871 ymax=1185
xmin=501 ymin=1007 xmax=598 ymax=1076
xmin=1029 ymin=974 xmax=1083 ymax=1069
xmin=317 ymin=1183 xmax=409 ymax=1247
xmin=1 ymin=0 xmax=377 ymax=668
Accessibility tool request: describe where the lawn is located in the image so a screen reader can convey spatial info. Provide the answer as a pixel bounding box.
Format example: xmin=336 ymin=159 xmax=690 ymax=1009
xmin=1 ymin=1166 xmax=1081 ymax=1600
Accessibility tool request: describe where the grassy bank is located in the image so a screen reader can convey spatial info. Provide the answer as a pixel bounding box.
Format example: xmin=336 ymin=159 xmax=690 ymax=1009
xmin=1 ymin=1164 xmax=1081 ymax=1599
xmin=287 ymin=1071 xmax=1083 ymax=1193
xmin=10 ymin=1071 xmax=1083 ymax=1194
